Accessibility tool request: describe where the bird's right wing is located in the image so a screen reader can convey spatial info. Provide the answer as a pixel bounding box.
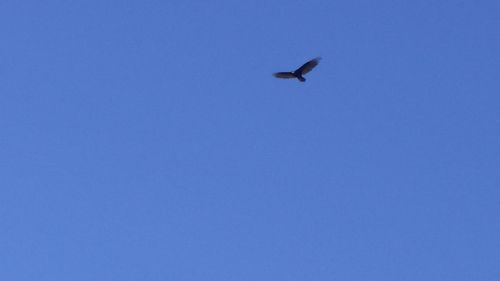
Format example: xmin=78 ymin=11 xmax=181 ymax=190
xmin=273 ymin=72 xmax=296 ymax=79
xmin=296 ymin=57 xmax=321 ymax=75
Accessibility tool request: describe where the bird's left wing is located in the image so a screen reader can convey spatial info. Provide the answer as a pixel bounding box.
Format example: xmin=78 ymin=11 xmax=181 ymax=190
xmin=273 ymin=72 xmax=296 ymax=79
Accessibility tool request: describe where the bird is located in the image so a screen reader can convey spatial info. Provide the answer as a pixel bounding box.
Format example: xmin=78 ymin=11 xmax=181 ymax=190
xmin=273 ymin=57 xmax=321 ymax=82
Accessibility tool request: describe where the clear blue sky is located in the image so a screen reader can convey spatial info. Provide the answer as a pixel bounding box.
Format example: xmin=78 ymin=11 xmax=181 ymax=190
xmin=1 ymin=1 xmax=499 ymax=280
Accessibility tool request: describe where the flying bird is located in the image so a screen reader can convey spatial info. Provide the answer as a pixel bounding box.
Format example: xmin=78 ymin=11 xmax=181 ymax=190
xmin=273 ymin=57 xmax=321 ymax=82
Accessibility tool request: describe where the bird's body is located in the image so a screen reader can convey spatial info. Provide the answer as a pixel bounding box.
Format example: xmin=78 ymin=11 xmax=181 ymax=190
xmin=273 ymin=57 xmax=321 ymax=82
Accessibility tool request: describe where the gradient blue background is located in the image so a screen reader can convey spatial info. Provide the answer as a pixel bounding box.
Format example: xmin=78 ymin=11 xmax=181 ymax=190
xmin=1 ymin=1 xmax=499 ymax=280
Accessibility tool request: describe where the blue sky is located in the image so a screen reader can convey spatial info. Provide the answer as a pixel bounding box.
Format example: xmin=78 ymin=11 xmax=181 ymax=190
xmin=1 ymin=1 xmax=499 ymax=280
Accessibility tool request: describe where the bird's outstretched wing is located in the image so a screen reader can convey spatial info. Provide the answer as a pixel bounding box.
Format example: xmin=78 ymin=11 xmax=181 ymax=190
xmin=296 ymin=57 xmax=321 ymax=75
xmin=273 ymin=72 xmax=296 ymax=79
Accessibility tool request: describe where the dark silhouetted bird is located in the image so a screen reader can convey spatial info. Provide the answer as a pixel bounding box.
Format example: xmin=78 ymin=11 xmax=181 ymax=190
xmin=273 ymin=57 xmax=321 ymax=82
